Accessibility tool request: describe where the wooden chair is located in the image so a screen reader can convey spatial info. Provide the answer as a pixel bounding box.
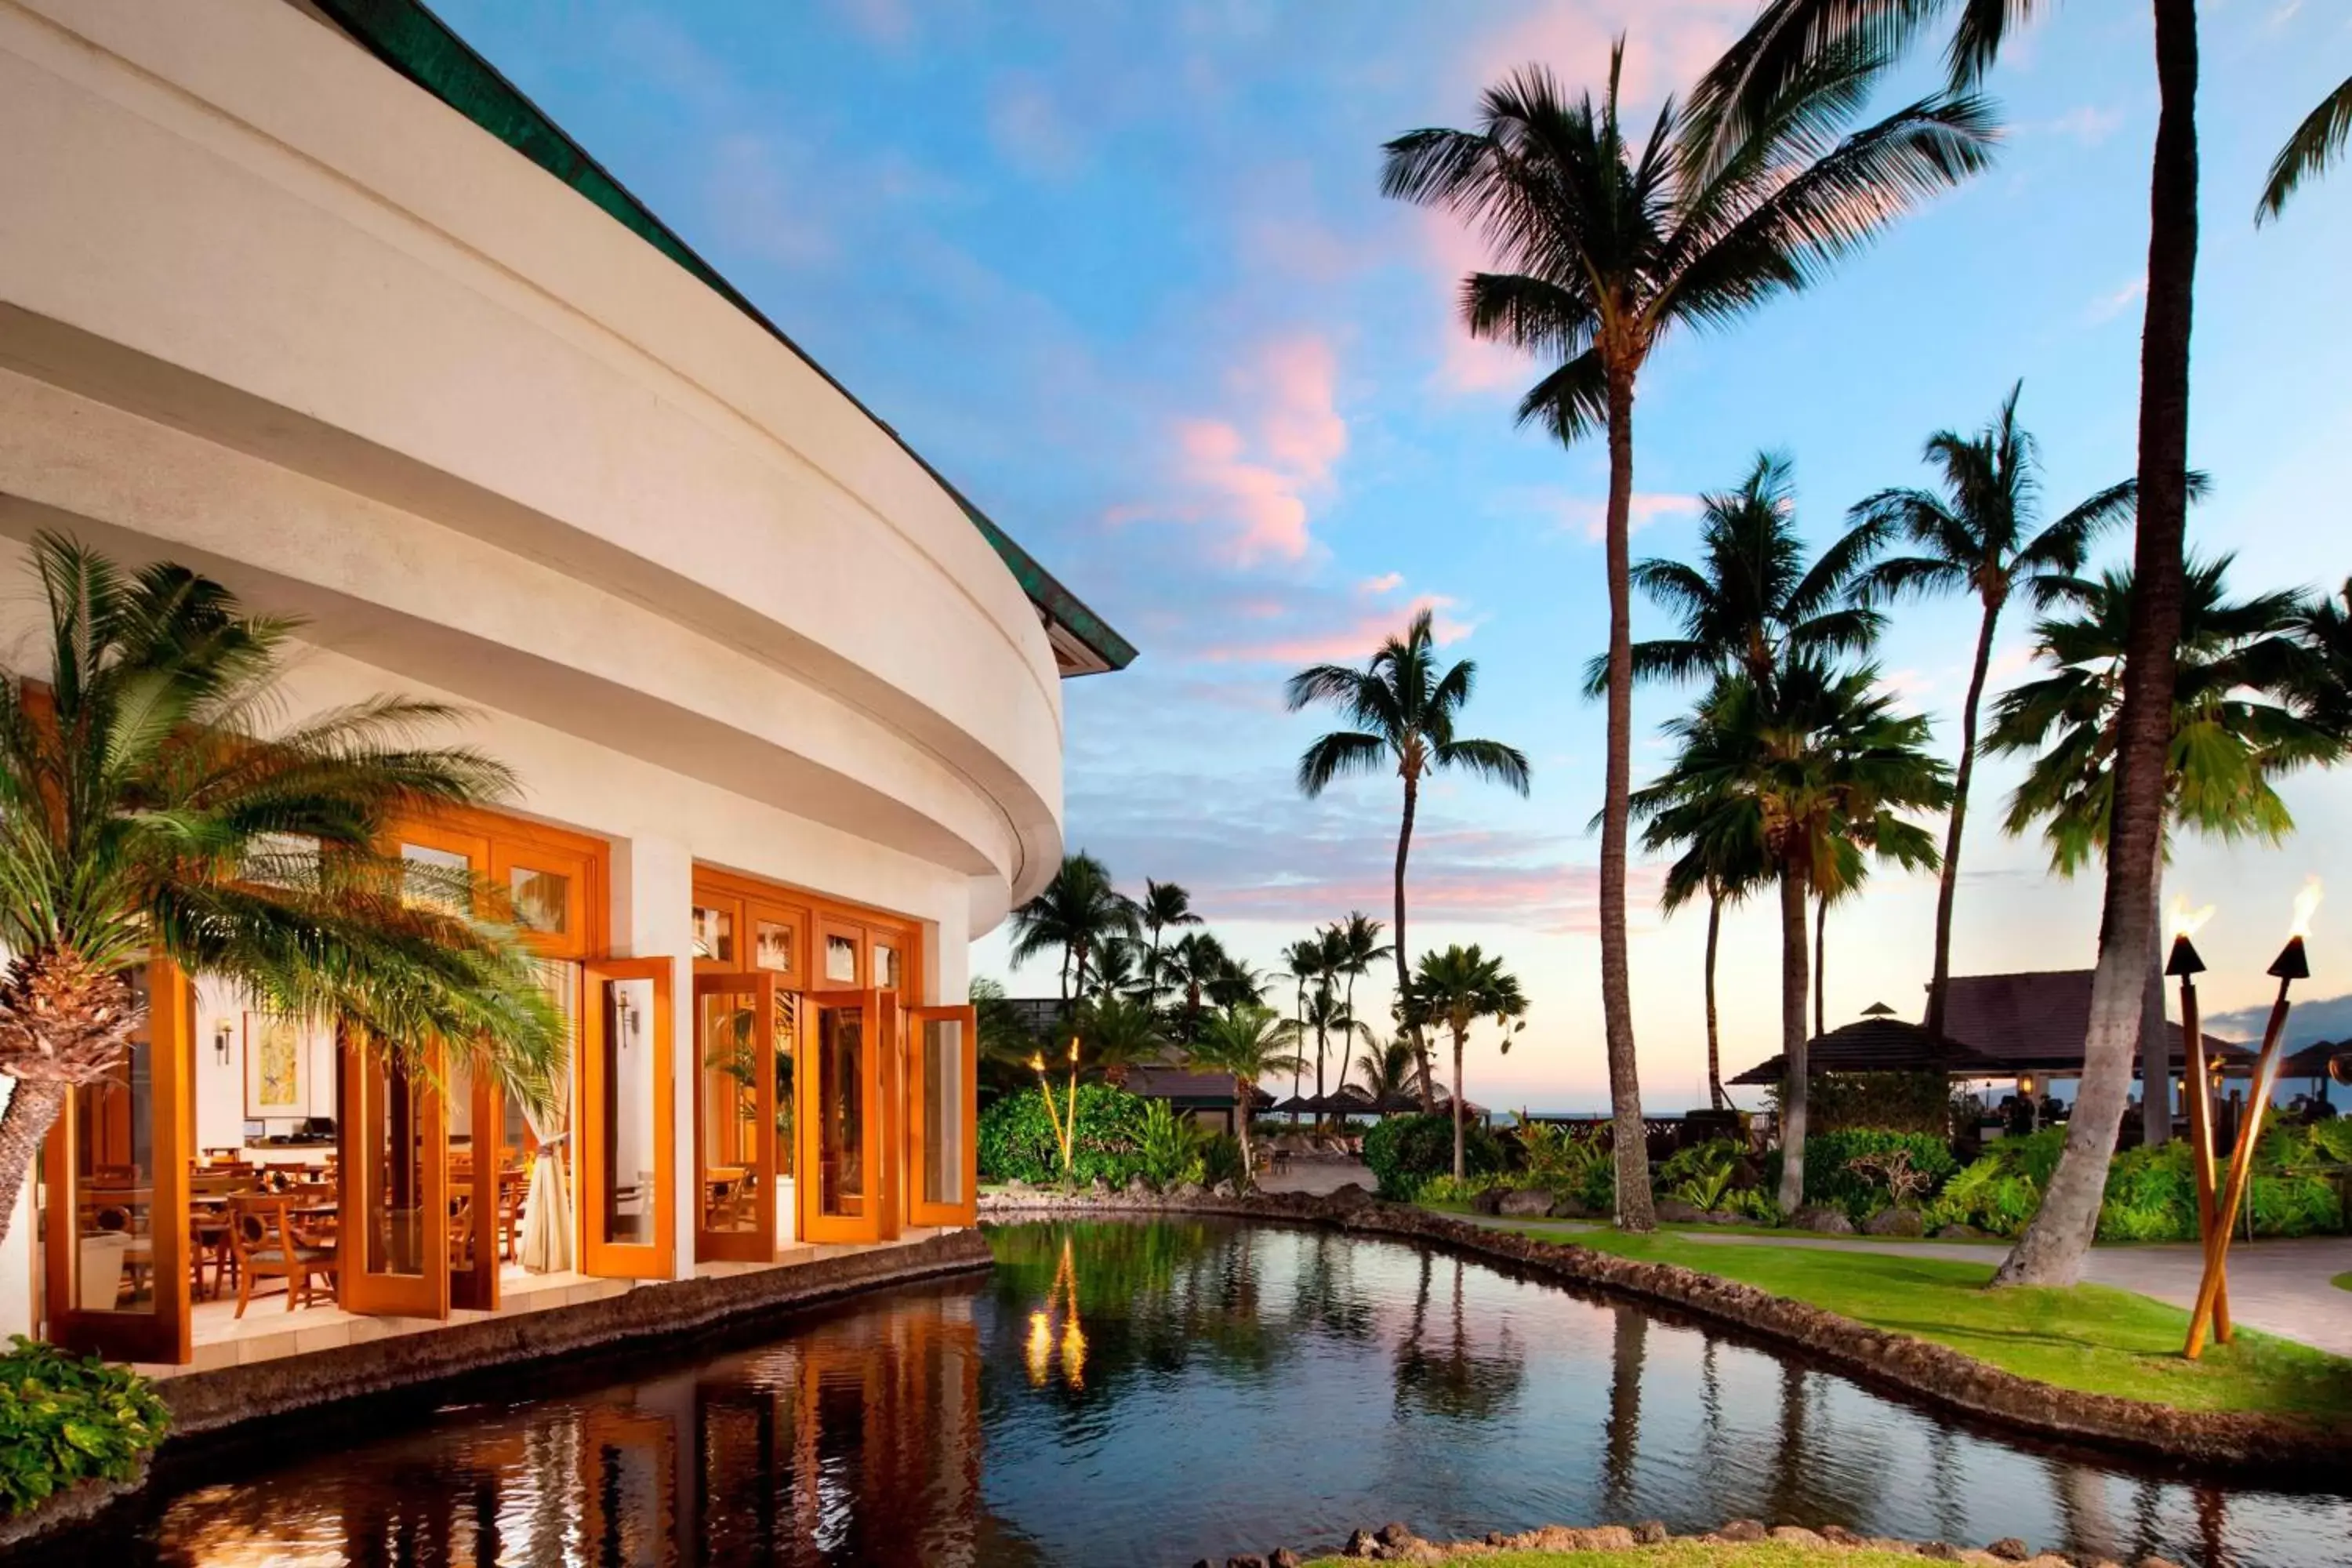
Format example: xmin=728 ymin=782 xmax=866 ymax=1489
xmin=226 ymin=1195 xmax=337 ymax=1316
xmin=497 ymin=1168 xmax=528 ymax=1263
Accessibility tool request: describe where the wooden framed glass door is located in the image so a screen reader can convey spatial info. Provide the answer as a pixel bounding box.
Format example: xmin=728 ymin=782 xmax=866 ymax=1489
xmin=799 ymin=990 xmax=891 ymax=1243
xmin=42 ymin=963 xmax=192 ymax=1363
xmin=905 ymin=1005 xmax=978 ymax=1228
xmin=693 ymin=971 xmax=777 ymax=1263
xmin=339 ymin=1033 xmax=449 ymax=1319
xmin=580 ymin=958 xmax=677 ymax=1279
xmin=448 ymin=1064 xmax=503 ymax=1312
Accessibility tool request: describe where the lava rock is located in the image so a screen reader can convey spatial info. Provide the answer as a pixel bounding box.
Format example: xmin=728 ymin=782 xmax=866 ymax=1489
xmin=1655 ymin=1199 xmax=1711 ymax=1224
xmin=1270 ymin=1549 xmax=1301 ymax=1568
xmin=1934 ymin=1222 xmax=1994 ymax=1240
xmin=1987 ymin=1538 xmax=2031 ymax=1561
xmin=1704 ymin=1208 xmax=1756 ymax=1226
xmin=1919 ymin=1542 xmax=1963 ymax=1560
xmin=1343 ymin=1529 xmax=1377 ymax=1558
xmin=1790 ymin=1205 xmax=1856 ymax=1234
xmin=1225 ymin=1555 xmax=1265 ymax=1568
xmin=1719 ymin=1519 xmax=1767 ymax=1543
xmin=1376 ymin=1521 xmax=1414 ymax=1547
xmin=1004 ymin=1178 xmax=1032 ymax=1195
xmin=1323 ymin=1182 xmax=1373 ymax=1212
xmin=1863 ymin=1207 xmax=1927 ymax=1237
xmin=1171 ymin=1181 xmax=1207 ymax=1201
xmin=1635 ymin=1521 xmax=1670 ymax=1545
xmin=1471 ymin=1188 xmax=1506 ymax=1215
xmin=1549 ymin=1195 xmax=1596 ymax=1219
xmin=1498 ymin=1188 xmax=1555 ymax=1217
xmin=1820 ymin=1525 xmax=1864 ymax=1546
xmin=1125 ymin=1174 xmax=1154 ymax=1197
xmin=2135 ymin=1559 xmax=2187 ymax=1568
xmin=1770 ymin=1526 xmax=1830 ymax=1548
xmin=1211 ymin=1179 xmax=1239 ymax=1199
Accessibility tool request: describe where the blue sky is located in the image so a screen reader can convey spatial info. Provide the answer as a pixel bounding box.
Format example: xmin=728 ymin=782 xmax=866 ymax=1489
xmin=434 ymin=0 xmax=2352 ymax=1111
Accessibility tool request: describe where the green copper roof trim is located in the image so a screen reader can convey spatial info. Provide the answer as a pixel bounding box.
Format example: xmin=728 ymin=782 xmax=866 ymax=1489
xmin=307 ymin=0 xmax=1135 ymax=674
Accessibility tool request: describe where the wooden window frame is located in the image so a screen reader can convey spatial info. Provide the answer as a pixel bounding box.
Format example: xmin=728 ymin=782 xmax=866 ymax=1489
xmin=691 ymin=970 xmax=778 ymax=1264
xmin=579 ymin=956 xmax=677 ymax=1280
xmin=339 ymin=1032 xmax=451 ymax=1320
xmin=904 ymin=1004 xmax=979 ymax=1228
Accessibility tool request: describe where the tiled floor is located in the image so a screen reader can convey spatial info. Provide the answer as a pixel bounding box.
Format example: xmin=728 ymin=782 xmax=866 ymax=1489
xmin=136 ymin=1228 xmax=951 ymax=1377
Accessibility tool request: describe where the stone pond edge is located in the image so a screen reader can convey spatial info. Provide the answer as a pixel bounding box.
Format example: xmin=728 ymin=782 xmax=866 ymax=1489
xmin=981 ymin=1185 xmax=2352 ymax=1479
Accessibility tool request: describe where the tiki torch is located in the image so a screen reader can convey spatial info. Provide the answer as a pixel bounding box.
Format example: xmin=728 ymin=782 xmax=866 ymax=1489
xmin=2186 ymin=878 xmax=2322 ymax=1359
xmin=2165 ymin=896 xmax=2228 ymax=1343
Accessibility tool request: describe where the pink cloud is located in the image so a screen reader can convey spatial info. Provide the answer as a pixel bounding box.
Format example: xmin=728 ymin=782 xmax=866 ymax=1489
xmin=1540 ymin=490 xmax=1704 ymax=541
xmin=1114 ymin=333 xmax=1350 ymax=565
xmin=1200 ymin=592 xmax=1473 ymax=666
xmin=1361 ymin=572 xmax=1405 ymax=595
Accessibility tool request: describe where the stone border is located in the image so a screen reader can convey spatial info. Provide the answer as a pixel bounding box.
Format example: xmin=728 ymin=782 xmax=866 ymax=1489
xmin=1207 ymin=1515 xmax=2177 ymax=1566
xmin=1 ymin=1231 xmax=993 ymax=1550
xmin=981 ymin=1186 xmax=2352 ymax=1479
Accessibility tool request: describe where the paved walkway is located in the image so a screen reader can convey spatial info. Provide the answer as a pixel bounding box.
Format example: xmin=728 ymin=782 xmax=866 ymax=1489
xmin=1465 ymin=1214 xmax=2352 ymax=1357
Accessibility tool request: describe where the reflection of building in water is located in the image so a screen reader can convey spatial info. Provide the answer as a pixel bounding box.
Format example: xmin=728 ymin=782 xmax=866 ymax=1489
xmin=152 ymin=1290 xmax=985 ymax=1566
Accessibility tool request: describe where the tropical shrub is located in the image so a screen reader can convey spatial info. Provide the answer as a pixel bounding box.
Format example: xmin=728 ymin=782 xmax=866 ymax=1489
xmin=1417 ymin=1171 xmax=1513 ymax=1207
xmin=1719 ymin=1187 xmax=1784 ymax=1226
xmin=1136 ymin=1099 xmax=1212 ymax=1188
xmin=1198 ymin=1131 xmax=1247 ymax=1191
xmin=1766 ymin=1130 xmax=1958 ymax=1223
xmin=1518 ymin=1121 xmax=1616 ymax=1210
xmin=0 ymin=1338 xmax=169 ymax=1515
xmin=1924 ymin=1128 xmax=2344 ymax=1240
xmin=1367 ymin=1113 xmax=1503 ymax=1200
xmin=1659 ymin=1138 xmax=1751 ymax=1192
xmin=1775 ymin=1071 xmax=1951 ymax=1136
xmin=977 ymin=1083 xmax=1152 ymax=1186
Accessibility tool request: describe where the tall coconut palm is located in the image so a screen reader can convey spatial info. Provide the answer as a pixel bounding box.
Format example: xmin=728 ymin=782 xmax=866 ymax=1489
xmin=1628 ymin=764 xmax=1772 ymax=1113
xmin=1330 ymin=911 xmax=1392 ymax=1073
xmin=1849 ymin=386 xmax=2142 ymax=1055
xmin=1354 ymin=1036 xmax=1415 ymax=1105
xmin=1383 ymin=50 xmax=1990 ymax=1232
xmin=1987 ymin=560 xmax=2340 ymax=1138
xmin=1138 ymin=878 xmax=1203 ymax=1000
xmin=1007 ymin=852 xmax=1138 ymax=1004
xmin=2257 ymin=74 xmax=2352 ymax=223
xmin=1301 ymin=981 xmax=1368 ymax=1116
xmin=1209 ymin=955 xmax=1270 ymax=1011
xmin=2281 ymin=578 xmax=2352 ymax=741
xmin=1692 ymin=0 xmax=2201 ymax=1299
xmin=1286 ymin=608 xmax=1530 ymax=1114
xmin=1280 ymin=935 xmax=1327 ymax=1116
xmin=1411 ymin=945 xmax=1530 ymax=1179
xmin=1186 ymin=1004 xmax=1307 ymax=1184
xmin=1649 ymin=664 xmax=1950 ymax=1212
xmin=0 ymin=535 xmax=567 ymax=1247
xmin=1160 ymin=930 xmax=1231 ymax=1044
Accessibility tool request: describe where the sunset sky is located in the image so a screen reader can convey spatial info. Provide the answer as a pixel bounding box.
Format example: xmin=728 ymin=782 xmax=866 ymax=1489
xmin=437 ymin=0 xmax=2352 ymax=1111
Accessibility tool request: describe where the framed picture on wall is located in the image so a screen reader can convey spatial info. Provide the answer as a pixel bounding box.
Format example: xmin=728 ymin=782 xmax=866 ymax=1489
xmin=244 ymin=1012 xmax=305 ymax=1119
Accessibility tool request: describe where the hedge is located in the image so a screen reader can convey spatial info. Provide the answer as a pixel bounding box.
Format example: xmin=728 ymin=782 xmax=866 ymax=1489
xmin=978 ymin=1083 xmax=1152 ymax=1186
xmin=1925 ymin=1126 xmax=2347 ymax=1241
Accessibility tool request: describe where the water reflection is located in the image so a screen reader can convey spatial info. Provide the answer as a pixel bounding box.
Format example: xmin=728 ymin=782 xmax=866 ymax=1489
xmin=95 ymin=1220 xmax=2352 ymax=1566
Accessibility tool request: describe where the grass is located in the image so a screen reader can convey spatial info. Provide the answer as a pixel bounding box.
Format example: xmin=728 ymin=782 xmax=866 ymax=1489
xmin=1305 ymin=1544 xmax=1934 ymax=1568
xmin=2333 ymin=1270 xmax=2352 ymax=1294
xmin=1520 ymin=1225 xmax=2352 ymax=1421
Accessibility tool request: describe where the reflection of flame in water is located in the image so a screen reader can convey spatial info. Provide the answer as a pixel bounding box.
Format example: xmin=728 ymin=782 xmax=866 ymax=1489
xmin=2167 ymin=895 xmax=2215 ymax=947
xmin=2290 ymin=877 xmax=2324 ymax=941
xmin=1024 ymin=1236 xmax=1087 ymax=1388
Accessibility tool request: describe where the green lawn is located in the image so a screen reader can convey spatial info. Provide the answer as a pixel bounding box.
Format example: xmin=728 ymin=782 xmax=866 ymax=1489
xmin=1307 ymin=1543 xmax=1937 ymax=1568
xmin=1523 ymin=1225 xmax=2352 ymax=1420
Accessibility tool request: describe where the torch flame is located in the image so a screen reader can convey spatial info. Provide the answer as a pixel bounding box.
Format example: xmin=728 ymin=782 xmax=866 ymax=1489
xmin=2167 ymin=895 xmax=2215 ymax=947
xmin=2290 ymin=877 xmax=2324 ymax=941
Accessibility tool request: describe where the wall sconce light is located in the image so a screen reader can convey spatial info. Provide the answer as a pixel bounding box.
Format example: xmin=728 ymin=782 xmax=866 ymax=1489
xmin=213 ymin=1021 xmax=234 ymax=1066
xmin=2018 ymin=1073 xmax=2037 ymax=1098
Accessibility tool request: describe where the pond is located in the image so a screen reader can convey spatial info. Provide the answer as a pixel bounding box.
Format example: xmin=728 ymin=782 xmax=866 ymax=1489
xmin=74 ymin=1219 xmax=2352 ymax=1566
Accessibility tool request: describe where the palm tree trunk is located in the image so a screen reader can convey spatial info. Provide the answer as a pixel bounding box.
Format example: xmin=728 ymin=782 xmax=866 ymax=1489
xmin=1398 ymin=770 xmax=1435 ymax=1111
xmin=2140 ymin=871 xmax=2170 ymax=1146
xmin=1997 ymin=0 xmax=2197 ymax=1287
xmin=1452 ymin=1024 xmax=1468 ymax=1180
xmin=1235 ymin=1074 xmax=1254 ymax=1184
xmin=1704 ymin=889 xmax=1726 ymax=1112
xmin=1775 ymin=868 xmax=1812 ymax=1214
xmin=1813 ymin=892 xmax=1828 ymax=1039
xmin=0 ymin=1079 xmax=68 ymax=1251
xmin=1599 ymin=362 xmax=1655 ymax=1232
xmin=1926 ymin=606 xmax=2000 ymax=1044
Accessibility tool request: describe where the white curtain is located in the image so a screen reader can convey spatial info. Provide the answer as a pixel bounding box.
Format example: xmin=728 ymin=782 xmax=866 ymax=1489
xmin=521 ymin=962 xmax=576 ymax=1273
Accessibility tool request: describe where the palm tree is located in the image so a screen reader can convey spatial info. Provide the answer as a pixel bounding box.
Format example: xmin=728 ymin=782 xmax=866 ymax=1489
xmin=1650 ymin=665 xmax=1949 ymax=1212
xmin=0 ymin=535 xmax=567 ymax=1246
xmin=1382 ymin=53 xmax=1989 ymax=1232
xmin=1007 ymin=852 xmax=1138 ymax=1004
xmin=1286 ymin=608 xmax=1530 ymax=1116
xmin=1280 ymin=935 xmax=1327 ymax=1117
xmin=2257 ymin=74 xmax=2352 ymax=223
xmin=1849 ymin=387 xmax=2142 ymax=1048
xmin=1330 ymin=911 xmax=1392 ymax=1074
xmin=1076 ymin=993 xmax=1167 ymax=1088
xmin=1186 ymin=1005 xmax=1307 ymax=1184
xmin=1694 ymin=0 xmax=2201 ymax=1298
xmin=1301 ymin=982 xmax=1368 ymax=1116
xmin=1629 ymin=757 xmax=1773 ymax=1112
xmin=2282 ymin=578 xmax=2352 ymax=741
xmin=1160 ymin=930 xmax=1230 ymax=1044
xmin=1138 ymin=879 xmax=1203 ymax=999
xmin=1987 ymin=556 xmax=2341 ymax=1145
xmin=1411 ymin=946 xmax=1530 ymax=1178
xmin=1089 ymin=935 xmax=1143 ymax=1003
xmin=1208 ymin=955 xmax=1270 ymax=1011
xmin=1353 ymin=1036 xmax=1415 ymax=1105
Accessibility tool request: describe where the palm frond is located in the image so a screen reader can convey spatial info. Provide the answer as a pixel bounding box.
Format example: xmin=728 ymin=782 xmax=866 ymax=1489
xmin=2257 ymin=73 xmax=2352 ymax=224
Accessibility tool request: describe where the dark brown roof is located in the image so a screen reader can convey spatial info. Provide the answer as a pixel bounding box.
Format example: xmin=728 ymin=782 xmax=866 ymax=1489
xmin=1126 ymin=1064 xmax=1272 ymax=1107
xmin=1942 ymin=969 xmax=2250 ymax=1073
xmin=1729 ymin=1016 xmax=2003 ymax=1087
xmin=2278 ymin=1040 xmax=2350 ymax=1080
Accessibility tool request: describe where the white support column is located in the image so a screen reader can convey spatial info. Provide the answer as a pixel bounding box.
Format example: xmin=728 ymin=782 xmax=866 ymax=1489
xmin=613 ymin=832 xmax=696 ymax=1281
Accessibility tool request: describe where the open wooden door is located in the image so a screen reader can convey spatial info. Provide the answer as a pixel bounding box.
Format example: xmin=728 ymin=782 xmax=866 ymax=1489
xmin=905 ymin=1005 xmax=978 ymax=1229
xmin=339 ymin=1032 xmax=450 ymax=1320
xmin=798 ymin=990 xmax=892 ymax=1243
xmin=692 ymin=971 xmax=777 ymax=1263
xmin=580 ymin=958 xmax=677 ymax=1280
xmin=449 ymin=1064 xmax=503 ymax=1312
xmin=42 ymin=963 xmax=191 ymax=1363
